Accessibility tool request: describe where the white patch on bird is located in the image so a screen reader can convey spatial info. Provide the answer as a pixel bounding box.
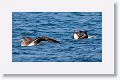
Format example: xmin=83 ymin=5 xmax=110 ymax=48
xmin=21 ymin=41 xmax=26 ymax=46
xmin=74 ymin=33 xmax=79 ymax=40
xmin=21 ymin=43 xmax=26 ymax=46
xmin=28 ymin=42 xmax=35 ymax=46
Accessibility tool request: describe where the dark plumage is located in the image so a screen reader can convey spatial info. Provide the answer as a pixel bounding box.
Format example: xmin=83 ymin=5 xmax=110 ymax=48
xmin=21 ymin=36 xmax=60 ymax=46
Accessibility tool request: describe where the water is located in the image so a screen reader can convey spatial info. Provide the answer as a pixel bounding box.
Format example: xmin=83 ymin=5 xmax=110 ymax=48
xmin=12 ymin=12 xmax=102 ymax=62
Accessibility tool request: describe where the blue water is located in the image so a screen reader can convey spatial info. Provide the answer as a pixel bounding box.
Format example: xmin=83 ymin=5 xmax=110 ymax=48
xmin=12 ymin=12 xmax=102 ymax=62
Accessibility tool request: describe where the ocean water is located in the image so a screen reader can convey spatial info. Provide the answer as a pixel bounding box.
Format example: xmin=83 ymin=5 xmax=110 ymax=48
xmin=12 ymin=12 xmax=102 ymax=62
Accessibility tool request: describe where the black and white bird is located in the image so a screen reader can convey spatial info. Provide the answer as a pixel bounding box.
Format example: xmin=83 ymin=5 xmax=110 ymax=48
xmin=73 ymin=30 xmax=88 ymax=40
xmin=73 ymin=30 xmax=96 ymax=40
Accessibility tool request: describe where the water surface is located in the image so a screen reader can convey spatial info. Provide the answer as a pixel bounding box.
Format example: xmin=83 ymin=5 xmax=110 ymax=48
xmin=12 ymin=12 xmax=102 ymax=62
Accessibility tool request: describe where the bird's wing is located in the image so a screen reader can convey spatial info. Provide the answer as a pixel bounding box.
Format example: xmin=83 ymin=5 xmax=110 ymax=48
xmin=33 ymin=36 xmax=60 ymax=45
xmin=76 ymin=32 xmax=81 ymax=37
xmin=44 ymin=37 xmax=60 ymax=43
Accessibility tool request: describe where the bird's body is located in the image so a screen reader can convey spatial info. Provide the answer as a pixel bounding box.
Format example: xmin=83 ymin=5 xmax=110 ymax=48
xmin=21 ymin=36 xmax=60 ymax=46
xmin=73 ymin=30 xmax=88 ymax=40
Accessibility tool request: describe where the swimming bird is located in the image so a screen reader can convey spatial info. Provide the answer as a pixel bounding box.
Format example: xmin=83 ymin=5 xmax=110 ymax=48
xmin=21 ymin=36 xmax=60 ymax=46
xmin=73 ymin=30 xmax=88 ymax=40
xmin=73 ymin=30 xmax=96 ymax=40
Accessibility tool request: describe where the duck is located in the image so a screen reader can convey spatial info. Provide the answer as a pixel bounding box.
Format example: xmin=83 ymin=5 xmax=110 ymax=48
xmin=20 ymin=36 xmax=60 ymax=46
xmin=73 ymin=30 xmax=88 ymax=40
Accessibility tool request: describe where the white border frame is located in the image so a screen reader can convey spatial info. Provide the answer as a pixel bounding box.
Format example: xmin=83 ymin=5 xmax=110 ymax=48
xmin=0 ymin=0 xmax=114 ymax=74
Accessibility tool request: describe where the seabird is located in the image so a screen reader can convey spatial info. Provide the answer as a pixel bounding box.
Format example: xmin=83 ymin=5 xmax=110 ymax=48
xmin=21 ymin=36 xmax=60 ymax=46
xmin=73 ymin=30 xmax=88 ymax=40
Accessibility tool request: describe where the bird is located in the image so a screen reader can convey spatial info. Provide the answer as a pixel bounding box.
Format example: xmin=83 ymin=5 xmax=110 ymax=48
xmin=73 ymin=30 xmax=88 ymax=40
xmin=20 ymin=36 xmax=60 ymax=46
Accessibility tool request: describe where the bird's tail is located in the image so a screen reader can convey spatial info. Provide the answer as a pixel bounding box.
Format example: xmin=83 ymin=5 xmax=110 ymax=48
xmin=88 ymin=36 xmax=97 ymax=38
